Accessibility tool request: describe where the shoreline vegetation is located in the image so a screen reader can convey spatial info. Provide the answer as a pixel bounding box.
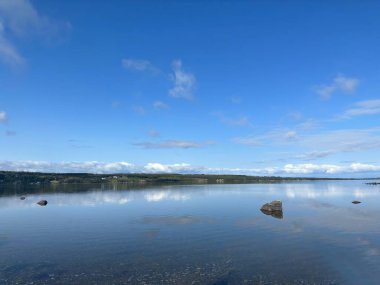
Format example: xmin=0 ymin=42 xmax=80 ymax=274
xmin=0 ymin=170 xmax=377 ymax=186
xmin=0 ymin=171 xmax=378 ymax=197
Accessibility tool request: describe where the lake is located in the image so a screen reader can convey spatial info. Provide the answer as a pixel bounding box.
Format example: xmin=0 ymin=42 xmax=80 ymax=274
xmin=1 ymin=181 xmax=379 ymax=284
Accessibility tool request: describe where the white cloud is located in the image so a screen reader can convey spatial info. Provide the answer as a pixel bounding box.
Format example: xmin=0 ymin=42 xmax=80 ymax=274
xmin=144 ymin=163 xmax=197 ymax=173
xmin=134 ymin=140 xmax=212 ymax=149
xmin=153 ymin=100 xmax=169 ymax=110
xmin=334 ymin=75 xmax=359 ymax=92
xmin=121 ymin=58 xmax=159 ymax=73
xmin=1 ymin=160 xmax=380 ymax=176
xmin=342 ymin=99 xmax=380 ymax=118
xmin=169 ymin=60 xmax=196 ymax=99
xmin=283 ymin=163 xmax=380 ymax=175
xmin=212 ymin=163 xmax=380 ymax=176
xmin=0 ymin=160 xmax=135 ymax=173
xmin=315 ymin=74 xmax=359 ymax=99
xmin=0 ymin=0 xmax=70 ymax=67
xmin=283 ymin=163 xmax=341 ymax=174
xmin=0 ymin=111 xmax=7 ymax=122
xmin=285 ymin=131 xmax=297 ymax=140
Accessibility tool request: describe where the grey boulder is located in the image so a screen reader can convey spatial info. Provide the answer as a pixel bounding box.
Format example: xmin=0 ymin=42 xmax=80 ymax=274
xmin=37 ymin=200 xmax=48 ymax=206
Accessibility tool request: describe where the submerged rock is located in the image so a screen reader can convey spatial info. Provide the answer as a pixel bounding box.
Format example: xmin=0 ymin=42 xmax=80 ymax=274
xmin=37 ymin=200 xmax=48 ymax=206
xmin=20 ymin=196 xmax=26 ymax=200
xmin=260 ymin=200 xmax=283 ymax=219
xmin=352 ymin=200 xmax=361 ymax=204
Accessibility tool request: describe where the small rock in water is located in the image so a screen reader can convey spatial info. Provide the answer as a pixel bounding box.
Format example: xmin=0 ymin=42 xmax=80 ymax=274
xmin=352 ymin=200 xmax=361 ymax=204
xmin=37 ymin=200 xmax=48 ymax=206
xmin=20 ymin=196 xmax=26 ymax=200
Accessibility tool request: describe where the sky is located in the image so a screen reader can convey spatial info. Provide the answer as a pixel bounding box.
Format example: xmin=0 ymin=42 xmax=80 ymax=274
xmin=1 ymin=0 xmax=380 ymax=177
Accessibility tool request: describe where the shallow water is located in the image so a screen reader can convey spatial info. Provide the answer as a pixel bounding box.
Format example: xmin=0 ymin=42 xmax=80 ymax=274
xmin=1 ymin=181 xmax=380 ymax=284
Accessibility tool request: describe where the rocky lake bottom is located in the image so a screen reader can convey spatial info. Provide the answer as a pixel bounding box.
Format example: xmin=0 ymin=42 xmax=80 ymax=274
xmin=1 ymin=181 xmax=379 ymax=284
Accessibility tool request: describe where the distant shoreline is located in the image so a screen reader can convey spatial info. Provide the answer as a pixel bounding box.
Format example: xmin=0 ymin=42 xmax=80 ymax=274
xmin=0 ymin=170 xmax=377 ymax=186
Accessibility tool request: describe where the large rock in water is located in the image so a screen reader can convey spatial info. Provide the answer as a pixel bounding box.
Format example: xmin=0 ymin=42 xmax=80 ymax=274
xmin=261 ymin=200 xmax=282 ymax=211
xmin=260 ymin=200 xmax=283 ymax=219
xmin=37 ymin=200 xmax=48 ymax=206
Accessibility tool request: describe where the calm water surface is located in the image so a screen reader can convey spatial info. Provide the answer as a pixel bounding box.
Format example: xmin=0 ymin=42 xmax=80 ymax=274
xmin=1 ymin=181 xmax=380 ymax=284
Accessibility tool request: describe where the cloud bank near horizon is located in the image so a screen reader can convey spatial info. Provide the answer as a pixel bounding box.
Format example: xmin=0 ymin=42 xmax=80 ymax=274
xmin=1 ymin=160 xmax=380 ymax=177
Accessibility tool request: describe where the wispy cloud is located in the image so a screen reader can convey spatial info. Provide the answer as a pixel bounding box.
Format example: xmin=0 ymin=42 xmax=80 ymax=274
xmin=295 ymin=150 xmax=336 ymax=161
xmin=0 ymin=0 xmax=69 ymax=37
xmin=134 ymin=140 xmax=212 ymax=149
xmin=5 ymin=130 xmax=16 ymax=136
xmin=288 ymin=111 xmax=303 ymax=121
xmin=233 ymin=129 xmax=298 ymax=146
xmin=214 ymin=112 xmax=254 ymax=128
xmin=0 ymin=111 xmax=7 ymax=123
xmin=341 ymin=99 xmax=380 ymax=119
xmin=169 ymin=60 xmax=196 ymax=100
xmin=121 ymin=58 xmax=159 ymax=73
xmin=315 ymin=74 xmax=359 ymax=99
xmin=0 ymin=0 xmax=70 ymax=67
xmin=153 ymin=100 xmax=169 ymax=110
xmin=111 ymin=101 xmax=121 ymax=108
xmin=230 ymin=96 xmax=242 ymax=104
xmin=223 ymin=116 xmax=254 ymax=128
xmin=1 ymin=160 xmax=379 ymax=176
xmin=233 ymin=127 xmax=380 ymax=161
xmin=147 ymin=129 xmax=160 ymax=138
xmin=298 ymin=119 xmax=319 ymax=131
xmin=132 ymin=105 xmax=146 ymax=115
xmin=0 ymin=23 xmax=24 ymax=67
xmin=296 ymin=128 xmax=380 ymax=160
xmin=231 ymin=137 xmax=261 ymax=146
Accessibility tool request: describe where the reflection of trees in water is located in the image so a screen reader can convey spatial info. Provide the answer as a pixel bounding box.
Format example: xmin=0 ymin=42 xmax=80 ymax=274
xmin=0 ymin=182 xmax=169 ymax=197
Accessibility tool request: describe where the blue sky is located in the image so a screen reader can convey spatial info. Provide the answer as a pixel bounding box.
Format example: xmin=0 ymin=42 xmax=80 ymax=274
xmin=1 ymin=0 xmax=380 ymax=177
